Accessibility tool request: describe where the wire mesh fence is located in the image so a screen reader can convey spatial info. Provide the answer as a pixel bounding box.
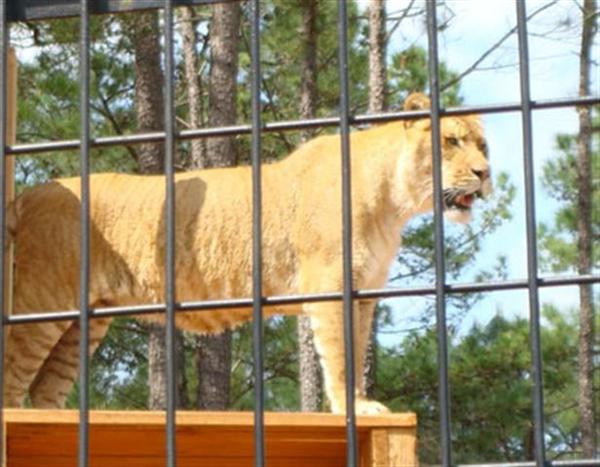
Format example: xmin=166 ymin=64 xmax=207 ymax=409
xmin=0 ymin=1 xmax=599 ymax=467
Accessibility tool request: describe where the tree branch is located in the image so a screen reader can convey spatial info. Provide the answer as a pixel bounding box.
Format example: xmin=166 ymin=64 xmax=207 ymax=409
xmin=442 ymin=0 xmax=559 ymax=92
xmin=93 ymin=88 xmax=139 ymax=165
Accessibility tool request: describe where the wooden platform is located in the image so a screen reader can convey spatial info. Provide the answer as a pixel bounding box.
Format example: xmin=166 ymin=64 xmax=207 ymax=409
xmin=2 ymin=409 xmax=417 ymax=467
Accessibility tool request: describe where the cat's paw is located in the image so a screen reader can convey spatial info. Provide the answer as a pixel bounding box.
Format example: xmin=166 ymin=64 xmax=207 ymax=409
xmin=355 ymin=398 xmax=391 ymax=415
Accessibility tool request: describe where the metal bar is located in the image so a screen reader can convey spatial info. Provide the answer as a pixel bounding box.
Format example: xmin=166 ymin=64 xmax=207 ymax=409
xmin=6 ymin=95 xmax=600 ymax=157
xmin=0 ymin=4 xmax=596 ymax=466
xmin=78 ymin=0 xmax=91 ymax=465
xmin=337 ymin=1 xmax=358 ymax=466
xmin=163 ymin=0 xmax=177 ymax=465
xmin=516 ymin=2 xmax=546 ymax=465
xmin=426 ymin=2 xmax=452 ymax=465
xmin=5 ymin=273 xmax=599 ymax=326
xmin=5 ymin=0 xmax=223 ymax=22
xmin=250 ymin=1 xmax=265 ymax=465
xmin=0 ymin=0 xmax=8 ymax=455
xmin=460 ymin=461 xmax=600 ymax=467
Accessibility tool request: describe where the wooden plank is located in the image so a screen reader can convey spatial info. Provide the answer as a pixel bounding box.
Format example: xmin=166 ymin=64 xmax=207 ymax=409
xmin=1 ymin=417 xmax=5 ymax=467
xmin=2 ymin=46 xmax=17 ymax=467
xmin=8 ymin=423 xmax=351 ymax=457
xmin=3 ymin=47 xmax=16 ymax=320
xmin=365 ymin=428 xmax=417 ymax=467
xmin=9 ymin=456 xmax=347 ymax=467
xmin=364 ymin=429 xmax=389 ymax=467
xmin=387 ymin=428 xmax=418 ymax=466
xmin=4 ymin=409 xmax=417 ymax=466
xmin=2 ymin=409 xmax=417 ymax=428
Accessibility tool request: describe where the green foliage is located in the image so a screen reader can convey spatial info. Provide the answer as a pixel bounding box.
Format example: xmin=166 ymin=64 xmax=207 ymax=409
xmin=14 ymin=17 xmax=139 ymax=188
xmin=236 ymin=0 xmax=368 ymax=162
xmin=394 ymin=171 xmax=515 ymax=324
xmin=539 ymin=114 xmax=600 ymax=272
xmin=375 ymin=310 xmax=582 ymax=463
xmin=66 ymin=318 xmax=149 ymax=410
xmin=388 ymin=45 xmax=462 ymax=108
xmin=229 ymin=318 xmax=300 ymax=411
xmin=537 ymin=109 xmax=598 ymax=458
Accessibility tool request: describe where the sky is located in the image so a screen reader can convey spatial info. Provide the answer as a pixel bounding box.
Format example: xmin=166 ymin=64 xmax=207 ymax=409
xmin=370 ymin=0 xmax=599 ymax=341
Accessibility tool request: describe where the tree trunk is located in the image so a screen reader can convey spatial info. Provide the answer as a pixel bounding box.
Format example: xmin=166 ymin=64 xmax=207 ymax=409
xmin=367 ymin=0 xmax=387 ymax=115
xmin=299 ymin=0 xmax=318 ymax=143
xmin=576 ymin=0 xmax=596 ymax=456
xmin=147 ymin=325 xmax=168 ymax=409
xmin=129 ymin=11 xmax=188 ymax=410
xmin=180 ymin=6 xmax=206 ymax=166
xmin=131 ymin=11 xmax=164 ymax=175
xmin=363 ymin=0 xmax=387 ymax=399
xmin=204 ymin=2 xmax=241 ymax=168
xmin=363 ymin=306 xmax=379 ymax=399
xmin=298 ymin=314 xmax=322 ymax=411
xmin=147 ymin=323 xmax=188 ymax=409
xmin=297 ymin=0 xmax=322 ymax=412
xmin=192 ymin=1 xmax=241 ymax=410
xmin=195 ymin=330 xmax=232 ymax=409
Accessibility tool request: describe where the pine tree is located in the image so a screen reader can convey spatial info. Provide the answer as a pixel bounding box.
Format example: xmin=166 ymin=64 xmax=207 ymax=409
xmin=376 ymin=310 xmax=583 ymax=463
xmin=297 ymin=0 xmax=322 ymax=413
xmin=192 ymin=2 xmax=241 ymax=410
xmin=574 ymin=0 xmax=597 ymax=455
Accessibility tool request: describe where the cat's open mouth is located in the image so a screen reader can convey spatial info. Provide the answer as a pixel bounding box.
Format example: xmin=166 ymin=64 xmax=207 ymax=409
xmin=443 ymin=189 xmax=483 ymax=212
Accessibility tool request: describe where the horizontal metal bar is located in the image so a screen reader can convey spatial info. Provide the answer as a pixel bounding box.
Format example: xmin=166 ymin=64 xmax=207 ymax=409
xmin=7 ymin=95 xmax=600 ymax=157
xmin=5 ymin=273 xmax=598 ymax=326
xmin=6 ymin=0 xmax=224 ymax=23
xmin=459 ymin=460 xmax=600 ymax=467
xmin=447 ymin=274 xmax=600 ymax=293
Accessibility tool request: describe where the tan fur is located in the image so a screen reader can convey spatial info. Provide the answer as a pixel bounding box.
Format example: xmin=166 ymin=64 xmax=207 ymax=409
xmin=4 ymin=93 xmax=491 ymax=412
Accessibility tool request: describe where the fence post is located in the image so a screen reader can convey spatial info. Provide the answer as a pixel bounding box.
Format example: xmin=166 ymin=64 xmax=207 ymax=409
xmin=1 ymin=45 xmax=16 ymax=467
xmin=3 ymin=47 xmax=15 ymax=330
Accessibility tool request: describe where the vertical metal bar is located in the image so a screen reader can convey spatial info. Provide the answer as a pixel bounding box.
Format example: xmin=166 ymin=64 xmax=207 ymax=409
xmin=0 ymin=0 xmax=7 ymax=456
xmin=250 ymin=1 xmax=265 ymax=465
xmin=337 ymin=1 xmax=358 ymax=466
xmin=78 ymin=0 xmax=91 ymax=466
xmin=163 ymin=1 xmax=177 ymax=466
xmin=425 ymin=2 xmax=452 ymax=465
xmin=515 ymin=2 xmax=546 ymax=465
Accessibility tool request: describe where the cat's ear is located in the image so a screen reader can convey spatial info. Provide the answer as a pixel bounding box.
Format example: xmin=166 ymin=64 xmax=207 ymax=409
xmin=403 ymin=92 xmax=430 ymax=111
xmin=403 ymin=92 xmax=431 ymax=130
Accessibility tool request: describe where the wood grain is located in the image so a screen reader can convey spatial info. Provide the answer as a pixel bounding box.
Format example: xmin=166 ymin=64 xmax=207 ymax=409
xmin=3 ymin=410 xmax=418 ymax=467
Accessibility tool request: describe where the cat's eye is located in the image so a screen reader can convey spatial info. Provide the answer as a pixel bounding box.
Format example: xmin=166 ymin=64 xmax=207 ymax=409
xmin=446 ymin=136 xmax=460 ymax=146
